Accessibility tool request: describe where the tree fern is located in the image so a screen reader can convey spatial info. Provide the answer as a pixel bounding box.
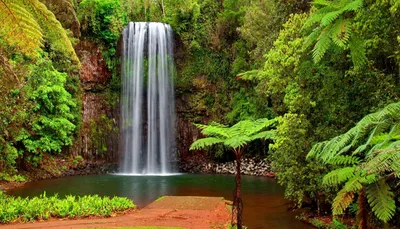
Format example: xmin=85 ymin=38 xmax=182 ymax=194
xmin=190 ymin=118 xmax=276 ymax=229
xmin=191 ymin=118 xmax=277 ymax=150
xmin=308 ymin=103 xmax=400 ymax=162
xmin=303 ymin=0 xmax=366 ymax=68
xmin=308 ymin=102 xmax=400 ymax=226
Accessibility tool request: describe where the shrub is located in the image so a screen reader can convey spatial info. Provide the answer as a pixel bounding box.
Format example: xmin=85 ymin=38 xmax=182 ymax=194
xmin=0 ymin=192 xmax=135 ymax=223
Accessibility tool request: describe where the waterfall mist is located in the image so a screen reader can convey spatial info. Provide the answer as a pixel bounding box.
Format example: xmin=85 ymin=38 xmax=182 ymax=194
xmin=120 ymin=22 xmax=176 ymax=175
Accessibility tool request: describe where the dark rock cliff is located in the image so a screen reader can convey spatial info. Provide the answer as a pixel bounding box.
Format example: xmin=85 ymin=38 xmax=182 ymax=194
xmin=72 ymin=40 xmax=120 ymax=163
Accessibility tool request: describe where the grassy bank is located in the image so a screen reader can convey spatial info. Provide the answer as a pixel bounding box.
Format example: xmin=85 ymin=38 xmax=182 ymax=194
xmin=0 ymin=192 xmax=134 ymax=223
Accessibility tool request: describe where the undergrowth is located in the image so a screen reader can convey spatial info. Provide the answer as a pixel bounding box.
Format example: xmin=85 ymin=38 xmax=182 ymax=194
xmin=0 ymin=192 xmax=135 ymax=223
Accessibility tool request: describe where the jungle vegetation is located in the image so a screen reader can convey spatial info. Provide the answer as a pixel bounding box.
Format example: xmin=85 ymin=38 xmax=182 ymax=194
xmin=0 ymin=192 xmax=134 ymax=223
xmin=1 ymin=0 xmax=400 ymax=228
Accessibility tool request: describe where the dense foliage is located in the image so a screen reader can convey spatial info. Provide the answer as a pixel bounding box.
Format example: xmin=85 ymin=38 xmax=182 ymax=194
xmin=0 ymin=0 xmax=81 ymax=180
xmin=1 ymin=0 xmax=400 ymax=227
xmin=0 ymin=192 xmax=134 ymax=223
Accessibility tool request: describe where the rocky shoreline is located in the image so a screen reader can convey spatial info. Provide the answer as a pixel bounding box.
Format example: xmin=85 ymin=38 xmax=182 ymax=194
xmin=179 ymin=157 xmax=275 ymax=177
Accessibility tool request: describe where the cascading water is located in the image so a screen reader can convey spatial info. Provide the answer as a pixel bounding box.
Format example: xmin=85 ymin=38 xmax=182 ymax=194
xmin=120 ymin=22 xmax=176 ymax=175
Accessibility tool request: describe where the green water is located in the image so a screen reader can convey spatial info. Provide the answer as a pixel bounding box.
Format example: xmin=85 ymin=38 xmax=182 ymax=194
xmin=8 ymin=174 xmax=312 ymax=229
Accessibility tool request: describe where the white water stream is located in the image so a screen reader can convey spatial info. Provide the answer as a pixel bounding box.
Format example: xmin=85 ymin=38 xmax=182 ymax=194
xmin=120 ymin=22 xmax=176 ymax=175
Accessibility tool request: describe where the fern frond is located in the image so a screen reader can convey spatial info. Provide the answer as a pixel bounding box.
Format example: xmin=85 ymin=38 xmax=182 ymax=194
xmin=304 ymin=27 xmax=322 ymax=48
xmin=348 ymin=34 xmax=366 ymax=69
xmin=304 ymin=0 xmax=365 ymax=66
xmin=365 ymin=148 xmax=400 ymax=175
xmin=189 ymin=137 xmax=225 ymax=150
xmin=321 ymin=10 xmax=343 ymax=26
xmin=312 ymin=26 xmax=333 ymax=63
xmin=237 ymin=70 xmax=260 ymax=80
xmin=366 ymin=180 xmax=396 ymax=223
xmin=326 ymin=155 xmax=361 ymax=166
xmin=342 ymin=0 xmax=363 ymax=12
xmin=312 ymin=0 xmax=333 ymax=7
xmin=190 ymin=118 xmax=276 ymax=153
xmin=353 ymin=124 xmax=385 ymax=155
xmin=323 ymin=167 xmax=356 ymax=186
xmin=194 ymin=124 xmax=230 ymax=138
xmin=330 ymin=17 xmax=351 ymax=49
xmin=332 ymin=188 xmax=355 ymax=215
xmin=303 ymin=7 xmax=335 ymax=29
xmin=224 ymin=135 xmax=251 ymax=149
xmin=25 ymin=0 xmax=80 ymax=66
xmin=0 ymin=0 xmax=80 ymax=66
xmin=308 ymin=103 xmax=400 ymax=162
xmin=343 ymin=176 xmax=369 ymax=193
xmin=250 ymin=130 xmax=276 ymax=141
xmin=243 ymin=118 xmax=277 ymax=136
xmin=0 ymin=0 xmax=43 ymax=57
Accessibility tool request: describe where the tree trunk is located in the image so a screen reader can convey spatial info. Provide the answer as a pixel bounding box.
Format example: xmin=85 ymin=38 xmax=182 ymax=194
xmin=233 ymin=150 xmax=243 ymax=229
xmin=357 ymin=188 xmax=368 ymax=229
xmin=158 ymin=0 xmax=165 ymax=18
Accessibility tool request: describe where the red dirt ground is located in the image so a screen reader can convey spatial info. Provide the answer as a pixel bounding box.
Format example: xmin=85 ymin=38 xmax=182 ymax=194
xmin=0 ymin=196 xmax=232 ymax=229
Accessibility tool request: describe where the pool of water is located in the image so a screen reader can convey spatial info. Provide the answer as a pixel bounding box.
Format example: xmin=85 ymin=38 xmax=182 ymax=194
xmin=8 ymin=174 xmax=312 ymax=229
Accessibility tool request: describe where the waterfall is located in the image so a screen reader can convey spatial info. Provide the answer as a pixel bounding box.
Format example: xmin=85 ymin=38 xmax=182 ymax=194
xmin=120 ymin=22 xmax=176 ymax=175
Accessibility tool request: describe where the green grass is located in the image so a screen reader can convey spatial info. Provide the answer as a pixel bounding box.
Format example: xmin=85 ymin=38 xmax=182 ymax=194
xmin=0 ymin=192 xmax=135 ymax=223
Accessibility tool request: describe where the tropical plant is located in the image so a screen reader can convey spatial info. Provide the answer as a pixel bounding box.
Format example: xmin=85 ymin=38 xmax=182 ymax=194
xmin=0 ymin=192 xmax=135 ymax=223
xmin=190 ymin=118 xmax=277 ymax=229
xmin=303 ymin=0 xmax=366 ymax=68
xmin=15 ymin=59 xmax=78 ymax=166
xmin=307 ymin=102 xmax=400 ymax=228
xmin=0 ymin=0 xmax=80 ymax=66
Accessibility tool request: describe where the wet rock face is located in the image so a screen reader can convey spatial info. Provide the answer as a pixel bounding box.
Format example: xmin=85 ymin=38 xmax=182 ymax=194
xmin=76 ymin=93 xmax=119 ymax=162
xmin=70 ymin=40 xmax=119 ymax=163
xmin=174 ymin=75 xmax=215 ymax=166
xmin=76 ymin=41 xmax=112 ymax=91
xmin=175 ymin=95 xmax=207 ymax=161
